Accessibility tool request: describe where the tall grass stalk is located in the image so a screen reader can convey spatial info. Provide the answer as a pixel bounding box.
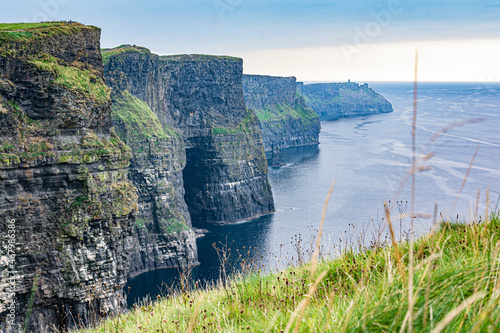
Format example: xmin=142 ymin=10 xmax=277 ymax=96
xmin=310 ymin=180 xmax=335 ymax=279
xmin=406 ymin=49 xmax=419 ymax=333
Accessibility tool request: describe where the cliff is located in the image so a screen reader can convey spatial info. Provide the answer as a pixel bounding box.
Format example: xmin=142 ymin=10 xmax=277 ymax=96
xmin=104 ymin=46 xmax=274 ymax=224
xmin=110 ymin=90 xmax=197 ymax=277
xmin=0 ymin=23 xmax=137 ymax=332
xmin=297 ymin=82 xmax=393 ymax=120
xmin=243 ymin=75 xmax=320 ymax=152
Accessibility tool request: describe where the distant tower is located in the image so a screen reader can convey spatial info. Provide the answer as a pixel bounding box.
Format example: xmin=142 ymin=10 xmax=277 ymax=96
xmin=348 ymin=79 xmax=351 ymax=83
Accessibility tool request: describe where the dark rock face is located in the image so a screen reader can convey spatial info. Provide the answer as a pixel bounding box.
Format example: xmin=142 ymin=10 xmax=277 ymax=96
xmin=242 ymin=75 xmax=320 ymax=152
xmin=297 ymin=82 xmax=393 ymax=120
xmin=104 ymin=47 xmax=274 ymax=224
xmin=183 ymin=110 xmax=274 ymax=223
xmin=0 ymin=23 xmax=137 ymax=332
xmin=109 ymin=89 xmax=198 ymax=277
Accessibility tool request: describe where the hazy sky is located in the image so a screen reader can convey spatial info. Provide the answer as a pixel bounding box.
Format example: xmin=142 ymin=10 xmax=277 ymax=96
xmin=1 ymin=0 xmax=499 ymax=81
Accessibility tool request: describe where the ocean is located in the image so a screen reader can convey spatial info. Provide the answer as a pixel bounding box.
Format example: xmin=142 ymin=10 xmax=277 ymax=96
xmin=125 ymin=82 xmax=500 ymax=306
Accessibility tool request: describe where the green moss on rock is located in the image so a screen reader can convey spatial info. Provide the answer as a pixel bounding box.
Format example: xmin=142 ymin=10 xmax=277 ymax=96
xmin=0 ymin=98 xmax=58 ymax=166
xmin=161 ymin=220 xmax=190 ymax=234
xmin=58 ymin=173 xmax=138 ymax=238
xmin=28 ymin=53 xmax=110 ymax=104
xmin=0 ymin=22 xmax=95 ymax=44
xmin=111 ymin=90 xmax=178 ymax=140
xmin=211 ymin=108 xmax=258 ymax=135
xmin=254 ymin=99 xmax=318 ymax=129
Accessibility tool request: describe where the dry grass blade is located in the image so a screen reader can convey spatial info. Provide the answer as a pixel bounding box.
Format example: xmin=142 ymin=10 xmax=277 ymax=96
xmin=451 ymin=143 xmax=480 ymax=214
xmin=310 ymin=181 xmax=335 ymax=279
xmin=407 ymin=48 xmax=419 ymax=333
xmin=422 ymin=118 xmax=484 ymax=152
xmin=486 ymin=187 xmax=490 ymax=224
xmin=187 ymin=294 xmax=203 ymax=333
xmin=429 ymin=292 xmax=486 ymax=333
xmin=416 ymin=203 xmax=439 ymax=259
xmin=384 ymin=202 xmax=406 ymax=279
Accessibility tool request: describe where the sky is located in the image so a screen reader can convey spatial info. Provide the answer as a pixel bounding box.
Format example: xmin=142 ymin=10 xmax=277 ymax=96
xmin=1 ymin=0 xmax=499 ymax=82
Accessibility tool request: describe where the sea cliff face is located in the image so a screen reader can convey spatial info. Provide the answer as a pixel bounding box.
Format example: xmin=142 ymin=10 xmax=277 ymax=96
xmin=104 ymin=47 xmax=274 ymax=224
xmin=110 ymin=90 xmax=197 ymax=277
xmin=0 ymin=23 xmax=137 ymax=332
xmin=243 ymin=75 xmax=320 ymax=152
xmin=297 ymin=82 xmax=393 ymax=120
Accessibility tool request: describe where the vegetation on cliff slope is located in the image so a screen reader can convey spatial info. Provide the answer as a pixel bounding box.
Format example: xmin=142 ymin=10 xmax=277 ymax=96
xmin=0 ymin=22 xmax=110 ymax=104
xmin=0 ymin=97 xmax=54 ymax=165
xmin=211 ymin=108 xmax=258 ymax=135
xmin=80 ymin=209 xmax=500 ymax=332
xmin=255 ymin=100 xmax=318 ymax=128
xmin=111 ymin=90 xmax=178 ymax=140
xmin=29 ymin=53 xmax=110 ymax=104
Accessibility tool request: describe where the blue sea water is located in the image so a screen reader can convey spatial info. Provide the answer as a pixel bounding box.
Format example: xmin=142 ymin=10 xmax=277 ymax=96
xmin=126 ymin=82 xmax=500 ymax=306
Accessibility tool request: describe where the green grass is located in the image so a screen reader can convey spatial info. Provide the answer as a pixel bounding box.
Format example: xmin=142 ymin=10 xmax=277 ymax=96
xmin=211 ymin=127 xmax=239 ymax=135
xmin=134 ymin=218 xmax=147 ymax=229
xmin=160 ymin=54 xmax=242 ymax=62
xmin=111 ymin=90 xmax=179 ymax=140
xmin=29 ymin=53 xmax=110 ymax=104
xmin=101 ymin=45 xmax=151 ymax=65
xmin=211 ymin=108 xmax=258 ymax=135
xmin=0 ymin=22 xmax=95 ymax=44
xmin=0 ymin=22 xmax=108 ymax=104
xmin=254 ymin=99 xmax=319 ymax=128
xmin=0 ymin=22 xmax=69 ymax=31
xmin=100 ymin=47 xmax=241 ymax=65
xmin=78 ymin=211 xmax=500 ymax=332
xmin=161 ymin=220 xmax=191 ymax=234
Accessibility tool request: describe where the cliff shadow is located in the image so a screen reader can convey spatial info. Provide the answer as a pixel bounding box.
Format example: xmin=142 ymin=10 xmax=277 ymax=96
xmin=125 ymin=213 xmax=275 ymax=307
xmin=265 ymin=144 xmax=320 ymax=167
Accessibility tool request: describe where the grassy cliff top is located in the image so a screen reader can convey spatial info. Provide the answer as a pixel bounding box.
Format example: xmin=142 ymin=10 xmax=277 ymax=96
xmin=0 ymin=22 xmax=109 ymax=104
xmin=101 ymin=45 xmax=151 ymax=65
xmin=160 ymin=54 xmax=242 ymax=62
xmin=0 ymin=22 xmax=97 ymax=43
xmin=79 ymin=210 xmax=500 ymax=332
xmin=101 ymin=45 xmax=241 ymax=65
xmin=244 ymin=74 xmax=296 ymax=80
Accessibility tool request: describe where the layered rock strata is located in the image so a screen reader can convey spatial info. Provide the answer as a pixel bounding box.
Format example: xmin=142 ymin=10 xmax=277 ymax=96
xmin=243 ymin=75 xmax=320 ymax=152
xmin=110 ymin=90 xmax=197 ymax=277
xmin=104 ymin=47 xmax=274 ymax=224
xmin=297 ymin=82 xmax=393 ymax=120
xmin=0 ymin=23 xmax=137 ymax=332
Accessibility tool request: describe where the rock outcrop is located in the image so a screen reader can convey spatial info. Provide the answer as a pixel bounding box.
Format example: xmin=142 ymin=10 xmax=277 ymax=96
xmin=0 ymin=23 xmax=137 ymax=332
xmin=110 ymin=90 xmax=197 ymax=278
xmin=243 ymin=75 xmax=320 ymax=152
xmin=104 ymin=46 xmax=274 ymax=224
xmin=297 ymin=82 xmax=393 ymax=120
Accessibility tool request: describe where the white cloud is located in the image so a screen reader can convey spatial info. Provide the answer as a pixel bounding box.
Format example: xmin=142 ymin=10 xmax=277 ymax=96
xmin=236 ymin=38 xmax=500 ymax=82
